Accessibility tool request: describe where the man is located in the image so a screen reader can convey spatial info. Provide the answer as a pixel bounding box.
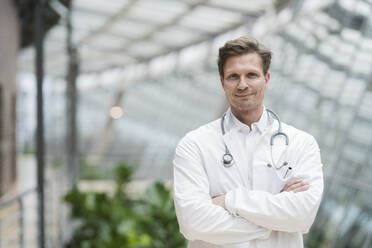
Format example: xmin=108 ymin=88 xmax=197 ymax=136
xmin=173 ymin=36 xmax=323 ymax=248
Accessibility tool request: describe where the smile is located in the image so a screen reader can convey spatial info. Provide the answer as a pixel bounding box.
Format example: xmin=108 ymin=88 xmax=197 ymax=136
xmin=235 ymin=93 xmax=254 ymax=97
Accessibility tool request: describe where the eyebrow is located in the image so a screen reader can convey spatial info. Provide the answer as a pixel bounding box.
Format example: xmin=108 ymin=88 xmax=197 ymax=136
xmin=225 ymin=68 xmax=261 ymax=75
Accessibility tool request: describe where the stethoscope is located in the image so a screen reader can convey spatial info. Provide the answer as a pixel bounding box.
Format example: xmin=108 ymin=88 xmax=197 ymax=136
xmin=221 ymin=108 xmax=292 ymax=179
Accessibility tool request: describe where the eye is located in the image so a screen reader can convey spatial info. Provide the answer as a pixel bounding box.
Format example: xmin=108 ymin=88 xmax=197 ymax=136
xmin=247 ymin=72 xmax=258 ymax=78
xmin=227 ymin=74 xmax=239 ymax=80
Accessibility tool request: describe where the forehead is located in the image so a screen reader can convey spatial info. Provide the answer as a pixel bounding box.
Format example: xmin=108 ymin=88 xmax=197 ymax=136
xmin=224 ymin=52 xmax=263 ymax=74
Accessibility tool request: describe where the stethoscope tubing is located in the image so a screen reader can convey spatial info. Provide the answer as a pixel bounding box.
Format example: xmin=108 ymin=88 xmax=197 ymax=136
xmin=221 ymin=108 xmax=291 ymax=178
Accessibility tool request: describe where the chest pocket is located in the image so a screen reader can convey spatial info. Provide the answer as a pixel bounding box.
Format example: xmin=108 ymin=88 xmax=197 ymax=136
xmin=252 ymin=138 xmax=295 ymax=194
xmin=202 ymin=145 xmax=243 ymax=198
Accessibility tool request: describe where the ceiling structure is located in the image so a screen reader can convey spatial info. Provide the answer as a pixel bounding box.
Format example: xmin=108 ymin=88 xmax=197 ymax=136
xmin=15 ymin=1 xmax=372 ymax=247
xmin=18 ymin=0 xmax=332 ymax=79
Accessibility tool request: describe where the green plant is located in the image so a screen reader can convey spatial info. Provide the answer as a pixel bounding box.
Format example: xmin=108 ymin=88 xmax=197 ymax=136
xmin=78 ymin=158 xmax=114 ymax=180
xmin=137 ymin=183 xmax=187 ymax=248
xmin=64 ymin=163 xmax=186 ymax=248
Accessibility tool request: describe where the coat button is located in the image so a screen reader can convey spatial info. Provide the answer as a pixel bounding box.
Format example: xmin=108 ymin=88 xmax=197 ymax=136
xmin=267 ymin=163 xmax=272 ymax=168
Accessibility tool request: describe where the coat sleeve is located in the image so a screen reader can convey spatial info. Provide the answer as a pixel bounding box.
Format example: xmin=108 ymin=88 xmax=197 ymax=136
xmin=225 ymin=135 xmax=324 ymax=233
xmin=173 ymin=133 xmax=271 ymax=245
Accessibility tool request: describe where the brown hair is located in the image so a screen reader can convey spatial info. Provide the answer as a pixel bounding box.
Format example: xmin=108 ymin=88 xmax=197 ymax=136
xmin=217 ymin=36 xmax=272 ymax=77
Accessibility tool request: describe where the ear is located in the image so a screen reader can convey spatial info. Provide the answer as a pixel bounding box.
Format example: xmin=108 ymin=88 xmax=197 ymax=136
xmin=264 ymin=71 xmax=270 ymax=89
xmin=220 ymin=75 xmax=224 ymax=86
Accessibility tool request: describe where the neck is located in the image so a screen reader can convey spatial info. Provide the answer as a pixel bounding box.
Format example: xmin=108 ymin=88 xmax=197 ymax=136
xmin=231 ymin=105 xmax=263 ymax=128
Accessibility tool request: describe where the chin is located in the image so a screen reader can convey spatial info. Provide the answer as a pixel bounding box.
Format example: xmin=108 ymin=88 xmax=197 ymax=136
xmin=232 ymin=102 xmax=260 ymax=112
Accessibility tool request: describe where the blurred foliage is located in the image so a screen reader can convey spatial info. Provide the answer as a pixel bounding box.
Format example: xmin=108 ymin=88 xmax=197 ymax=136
xmin=138 ymin=182 xmax=186 ymax=248
xmin=64 ymin=163 xmax=186 ymax=248
xmin=78 ymin=158 xmax=115 ymax=180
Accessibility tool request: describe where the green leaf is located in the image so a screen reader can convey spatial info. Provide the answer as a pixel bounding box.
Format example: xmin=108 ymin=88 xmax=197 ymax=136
xmin=64 ymin=163 xmax=186 ymax=248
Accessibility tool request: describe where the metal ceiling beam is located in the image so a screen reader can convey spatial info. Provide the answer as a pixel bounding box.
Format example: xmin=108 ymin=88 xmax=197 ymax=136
xmin=26 ymin=0 xmax=335 ymax=79
xmin=82 ymin=0 xmax=334 ymax=74
xmin=280 ymin=32 xmax=367 ymax=81
xmin=17 ymin=0 xmax=300 ymax=76
xmin=325 ymin=1 xmax=368 ymax=31
xmin=179 ymin=0 xmax=266 ymax=16
xmin=133 ymin=21 xmax=252 ymax=63
xmin=77 ymin=16 xmax=254 ymax=75
xmin=109 ymin=0 xmax=210 ymax=55
xmin=73 ymin=5 xmax=208 ymax=37
xmin=77 ymin=0 xmax=140 ymax=46
xmin=71 ymin=1 xmax=264 ymax=57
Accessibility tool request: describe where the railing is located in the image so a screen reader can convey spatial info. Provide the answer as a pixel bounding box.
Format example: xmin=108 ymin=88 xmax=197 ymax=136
xmin=0 ymin=188 xmax=37 ymax=248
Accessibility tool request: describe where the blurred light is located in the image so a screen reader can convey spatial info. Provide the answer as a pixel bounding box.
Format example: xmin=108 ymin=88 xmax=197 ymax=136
xmin=110 ymin=106 xmax=123 ymax=119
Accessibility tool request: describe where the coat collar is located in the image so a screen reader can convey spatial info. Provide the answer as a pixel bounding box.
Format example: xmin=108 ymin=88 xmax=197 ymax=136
xmin=224 ymin=106 xmax=271 ymax=135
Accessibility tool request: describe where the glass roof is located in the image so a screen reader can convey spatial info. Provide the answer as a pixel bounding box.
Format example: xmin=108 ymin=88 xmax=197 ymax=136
xmin=18 ymin=0 xmax=276 ymax=76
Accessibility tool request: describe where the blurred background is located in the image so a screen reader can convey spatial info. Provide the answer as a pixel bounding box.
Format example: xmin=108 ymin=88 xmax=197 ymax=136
xmin=1 ymin=0 xmax=372 ymax=247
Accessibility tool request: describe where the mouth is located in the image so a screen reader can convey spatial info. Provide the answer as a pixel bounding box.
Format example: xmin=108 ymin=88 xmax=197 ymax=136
xmin=235 ymin=93 xmax=254 ymax=97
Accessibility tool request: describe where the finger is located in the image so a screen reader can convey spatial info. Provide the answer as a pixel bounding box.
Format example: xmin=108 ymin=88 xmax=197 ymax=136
xmin=281 ymin=180 xmax=302 ymax=192
xmin=282 ymin=180 xmax=303 ymax=192
xmin=284 ymin=183 xmax=308 ymax=193
xmin=287 ymin=182 xmax=309 ymax=192
xmin=286 ymin=182 xmax=307 ymax=192
xmin=293 ymin=185 xmax=310 ymax=193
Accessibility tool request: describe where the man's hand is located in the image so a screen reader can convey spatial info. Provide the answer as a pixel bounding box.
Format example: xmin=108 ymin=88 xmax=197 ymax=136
xmin=281 ymin=180 xmax=310 ymax=193
xmin=212 ymin=194 xmax=226 ymax=209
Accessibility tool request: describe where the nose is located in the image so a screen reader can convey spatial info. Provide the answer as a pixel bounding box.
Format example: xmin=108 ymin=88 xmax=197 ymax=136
xmin=237 ymin=76 xmax=249 ymax=90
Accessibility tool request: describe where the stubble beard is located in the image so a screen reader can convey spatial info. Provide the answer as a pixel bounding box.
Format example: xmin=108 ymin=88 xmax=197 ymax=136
xmin=230 ymin=98 xmax=260 ymax=116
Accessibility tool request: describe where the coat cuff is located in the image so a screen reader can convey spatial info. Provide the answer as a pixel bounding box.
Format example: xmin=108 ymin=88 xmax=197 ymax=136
xmin=225 ymin=190 xmax=238 ymax=216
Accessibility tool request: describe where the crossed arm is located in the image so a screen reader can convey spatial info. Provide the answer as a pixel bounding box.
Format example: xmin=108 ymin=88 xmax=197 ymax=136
xmin=212 ymin=180 xmax=310 ymax=209
xmin=173 ymin=134 xmax=323 ymax=245
xmin=173 ymin=135 xmax=271 ymax=245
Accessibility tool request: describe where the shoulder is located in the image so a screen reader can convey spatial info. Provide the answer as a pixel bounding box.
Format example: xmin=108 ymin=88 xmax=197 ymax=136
xmin=177 ymin=118 xmax=220 ymax=149
xmin=282 ymin=122 xmax=319 ymax=150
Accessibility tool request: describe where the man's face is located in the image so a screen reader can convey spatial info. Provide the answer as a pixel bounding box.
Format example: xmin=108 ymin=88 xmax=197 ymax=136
xmin=220 ymin=52 xmax=270 ymax=114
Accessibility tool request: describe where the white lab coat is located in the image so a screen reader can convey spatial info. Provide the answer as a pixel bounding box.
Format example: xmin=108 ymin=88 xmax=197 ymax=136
xmin=173 ymin=110 xmax=324 ymax=248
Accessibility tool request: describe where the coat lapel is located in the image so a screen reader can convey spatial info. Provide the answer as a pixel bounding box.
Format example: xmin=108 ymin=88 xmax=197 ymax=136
xmin=266 ymin=120 xmax=289 ymax=169
xmin=252 ymin=119 xmax=291 ymax=183
xmin=222 ymin=129 xmax=249 ymax=187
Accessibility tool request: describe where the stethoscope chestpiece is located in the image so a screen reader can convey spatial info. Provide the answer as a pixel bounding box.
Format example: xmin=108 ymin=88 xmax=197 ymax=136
xmin=223 ymin=153 xmax=234 ymax=167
